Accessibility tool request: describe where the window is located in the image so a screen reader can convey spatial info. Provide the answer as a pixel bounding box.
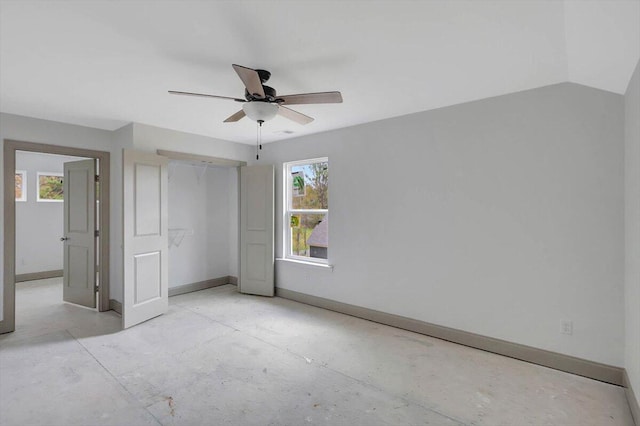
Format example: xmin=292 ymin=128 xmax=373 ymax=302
xmin=37 ymin=172 xmax=64 ymax=202
xmin=15 ymin=170 xmax=26 ymax=202
xmin=285 ymin=158 xmax=328 ymax=263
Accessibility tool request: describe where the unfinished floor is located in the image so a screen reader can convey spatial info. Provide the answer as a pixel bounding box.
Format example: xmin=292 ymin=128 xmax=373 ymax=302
xmin=0 ymin=278 xmax=634 ymax=426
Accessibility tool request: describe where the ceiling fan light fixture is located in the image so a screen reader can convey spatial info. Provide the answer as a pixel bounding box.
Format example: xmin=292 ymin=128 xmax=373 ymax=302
xmin=242 ymin=102 xmax=279 ymax=122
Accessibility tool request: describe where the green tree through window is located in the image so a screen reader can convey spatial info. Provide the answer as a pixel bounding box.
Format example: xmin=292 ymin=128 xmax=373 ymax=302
xmin=15 ymin=171 xmax=26 ymax=201
xmin=286 ymin=159 xmax=329 ymax=261
xmin=38 ymin=174 xmax=64 ymax=201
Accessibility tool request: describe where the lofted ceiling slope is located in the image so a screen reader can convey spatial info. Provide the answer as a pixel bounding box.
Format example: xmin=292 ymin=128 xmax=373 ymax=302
xmin=0 ymin=1 xmax=638 ymax=144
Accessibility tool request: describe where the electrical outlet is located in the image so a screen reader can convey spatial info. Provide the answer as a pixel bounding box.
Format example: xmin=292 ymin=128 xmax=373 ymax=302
xmin=561 ymin=320 xmax=573 ymax=335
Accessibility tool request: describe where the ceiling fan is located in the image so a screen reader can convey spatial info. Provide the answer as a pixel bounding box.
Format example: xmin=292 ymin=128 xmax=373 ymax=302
xmin=169 ymin=64 xmax=343 ymax=126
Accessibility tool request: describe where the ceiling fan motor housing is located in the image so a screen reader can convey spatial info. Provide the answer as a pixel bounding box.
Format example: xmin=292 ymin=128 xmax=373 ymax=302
xmin=255 ymin=69 xmax=271 ymax=83
xmin=245 ymin=85 xmax=277 ymax=102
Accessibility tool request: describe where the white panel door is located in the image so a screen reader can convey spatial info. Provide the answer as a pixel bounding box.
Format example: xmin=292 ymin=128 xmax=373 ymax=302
xmin=240 ymin=165 xmax=274 ymax=296
xmin=123 ymin=149 xmax=169 ymax=328
xmin=62 ymin=159 xmax=96 ymax=308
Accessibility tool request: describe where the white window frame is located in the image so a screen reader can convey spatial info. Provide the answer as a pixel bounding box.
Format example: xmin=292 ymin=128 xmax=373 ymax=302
xmin=15 ymin=170 xmax=27 ymax=202
xmin=284 ymin=157 xmax=329 ymax=265
xmin=36 ymin=171 xmax=64 ymax=202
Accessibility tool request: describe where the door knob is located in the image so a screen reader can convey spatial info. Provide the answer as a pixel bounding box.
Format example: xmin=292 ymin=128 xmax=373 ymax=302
xmin=60 ymin=237 xmax=69 ymax=241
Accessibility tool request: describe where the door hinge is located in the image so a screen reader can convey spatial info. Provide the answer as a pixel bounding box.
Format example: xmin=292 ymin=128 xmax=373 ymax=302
xmin=95 ymin=230 xmax=100 ymax=237
xmin=95 ymin=284 xmax=99 ymax=293
xmin=95 ymin=175 xmax=100 ymax=182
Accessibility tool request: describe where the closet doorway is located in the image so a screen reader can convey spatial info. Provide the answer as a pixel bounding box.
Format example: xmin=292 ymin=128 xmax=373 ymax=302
xmin=159 ymin=150 xmax=245 ymax=297
xmin=121 ymin=149 xmax=273 ymax=328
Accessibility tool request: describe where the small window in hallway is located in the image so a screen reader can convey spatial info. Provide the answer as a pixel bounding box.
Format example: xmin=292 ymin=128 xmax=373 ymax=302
xmin=15 ymin=170 xmax=26 ymax=202
xmin=37 ymin=172 xmax=64 ymax=202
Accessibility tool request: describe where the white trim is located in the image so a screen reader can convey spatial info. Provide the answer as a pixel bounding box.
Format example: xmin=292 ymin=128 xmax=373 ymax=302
xmin=284 ymin=157 xmax=330 ymax=168
xmin=168 ymin=276 xmax=236 ymax=297
xmin=288 ymin=252 xmax=329 ymax=265
xmin=15 ymin=170 xmax=26 ymax=202
xmin=289 ymin=209 xmax=328 ymax=214
xmin=36 ymin=171 xmax=64 ymax=202
xmin=283 ymin=158 xmax=329 ymax=265
xmin=276 ymin=258 xmax=333 ymax=270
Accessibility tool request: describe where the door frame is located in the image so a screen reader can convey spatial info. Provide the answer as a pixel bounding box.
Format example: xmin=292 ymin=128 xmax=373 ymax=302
xmin=1 ymin=139 xmax=111 ymax=334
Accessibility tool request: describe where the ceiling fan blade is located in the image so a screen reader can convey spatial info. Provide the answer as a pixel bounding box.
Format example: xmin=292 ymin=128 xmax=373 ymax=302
xmin=278 ymin=91 xmax=343 ymax=105
xmin=232 ymin=64 xmax=265 ymax=98
xmin=278 ymin=106 xmax=314 ymax=125
xmin=223 ymin=110 xmax=246 ymax=123
xmin=168 ymin=90 xmax=245 ymax=102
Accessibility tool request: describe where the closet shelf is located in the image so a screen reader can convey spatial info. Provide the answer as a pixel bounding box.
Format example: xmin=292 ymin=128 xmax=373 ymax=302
xmin=168 ymin=228 xmax=194 ymax=248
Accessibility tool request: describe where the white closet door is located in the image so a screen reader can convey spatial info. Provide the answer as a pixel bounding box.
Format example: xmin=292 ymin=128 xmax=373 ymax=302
xmin=123 ymin=149 xmax=169 ymax=328
xmin=240 ymin=165 xmax=274 ymax=296
xmin=62 ymin=159 xmax=96 ymax=308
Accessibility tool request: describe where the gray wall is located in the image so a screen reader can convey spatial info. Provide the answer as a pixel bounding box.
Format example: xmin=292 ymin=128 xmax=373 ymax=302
xmin=259 ymin=83 xmax=625 ymax=366
xmin=168 ymin=162 xmax=238 ymax=288
xmin=625 ymin=60 xmax=640 ymax=405
xmin=15 ymin=151 xmax=89 ymax=275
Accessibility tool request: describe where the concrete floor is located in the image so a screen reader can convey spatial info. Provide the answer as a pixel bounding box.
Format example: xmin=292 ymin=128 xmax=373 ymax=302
xmin=0 ymin=278 xmax=634 ymax=426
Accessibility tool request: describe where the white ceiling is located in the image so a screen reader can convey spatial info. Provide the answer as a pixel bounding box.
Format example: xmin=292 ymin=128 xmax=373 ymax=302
xmin=1 ymin=1 xmax=638 ymax=144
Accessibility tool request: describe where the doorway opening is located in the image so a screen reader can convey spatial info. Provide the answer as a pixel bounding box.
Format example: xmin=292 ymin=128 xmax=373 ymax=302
xmin=160 ymin=150 xmax=243 ymax=297
xmin=2 ymin=139 xmax=110 ymax=334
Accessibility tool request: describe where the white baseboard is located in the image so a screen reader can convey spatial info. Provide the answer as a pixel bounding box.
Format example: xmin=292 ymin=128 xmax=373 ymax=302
xmin=168 ymin=276 xmax=237 ymax=297
xmin=276 ymin=287 xmax=624 ymax=386
xmin=109 ymin=276 xmax=237 ymax=314
xmin=15 ymin=269 xmax=63 ymax=282
xmin=109 ymin=298 xmax=122 ymax=315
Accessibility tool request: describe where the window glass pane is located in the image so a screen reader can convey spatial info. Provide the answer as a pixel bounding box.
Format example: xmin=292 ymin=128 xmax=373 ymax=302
xmin=291 ymin=161 xmax=328 ymax=210
xmin=39 ymin=175 xmax=64 ymax=200
xmin=15 ymin=172 xmax=24 ymax=201
xmin=290 ymin=213 xmax=328 ymax=259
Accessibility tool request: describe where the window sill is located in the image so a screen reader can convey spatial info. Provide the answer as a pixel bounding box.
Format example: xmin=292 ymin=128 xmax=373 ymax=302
xmin=276 ymin=258 xmax=334 ymax=271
